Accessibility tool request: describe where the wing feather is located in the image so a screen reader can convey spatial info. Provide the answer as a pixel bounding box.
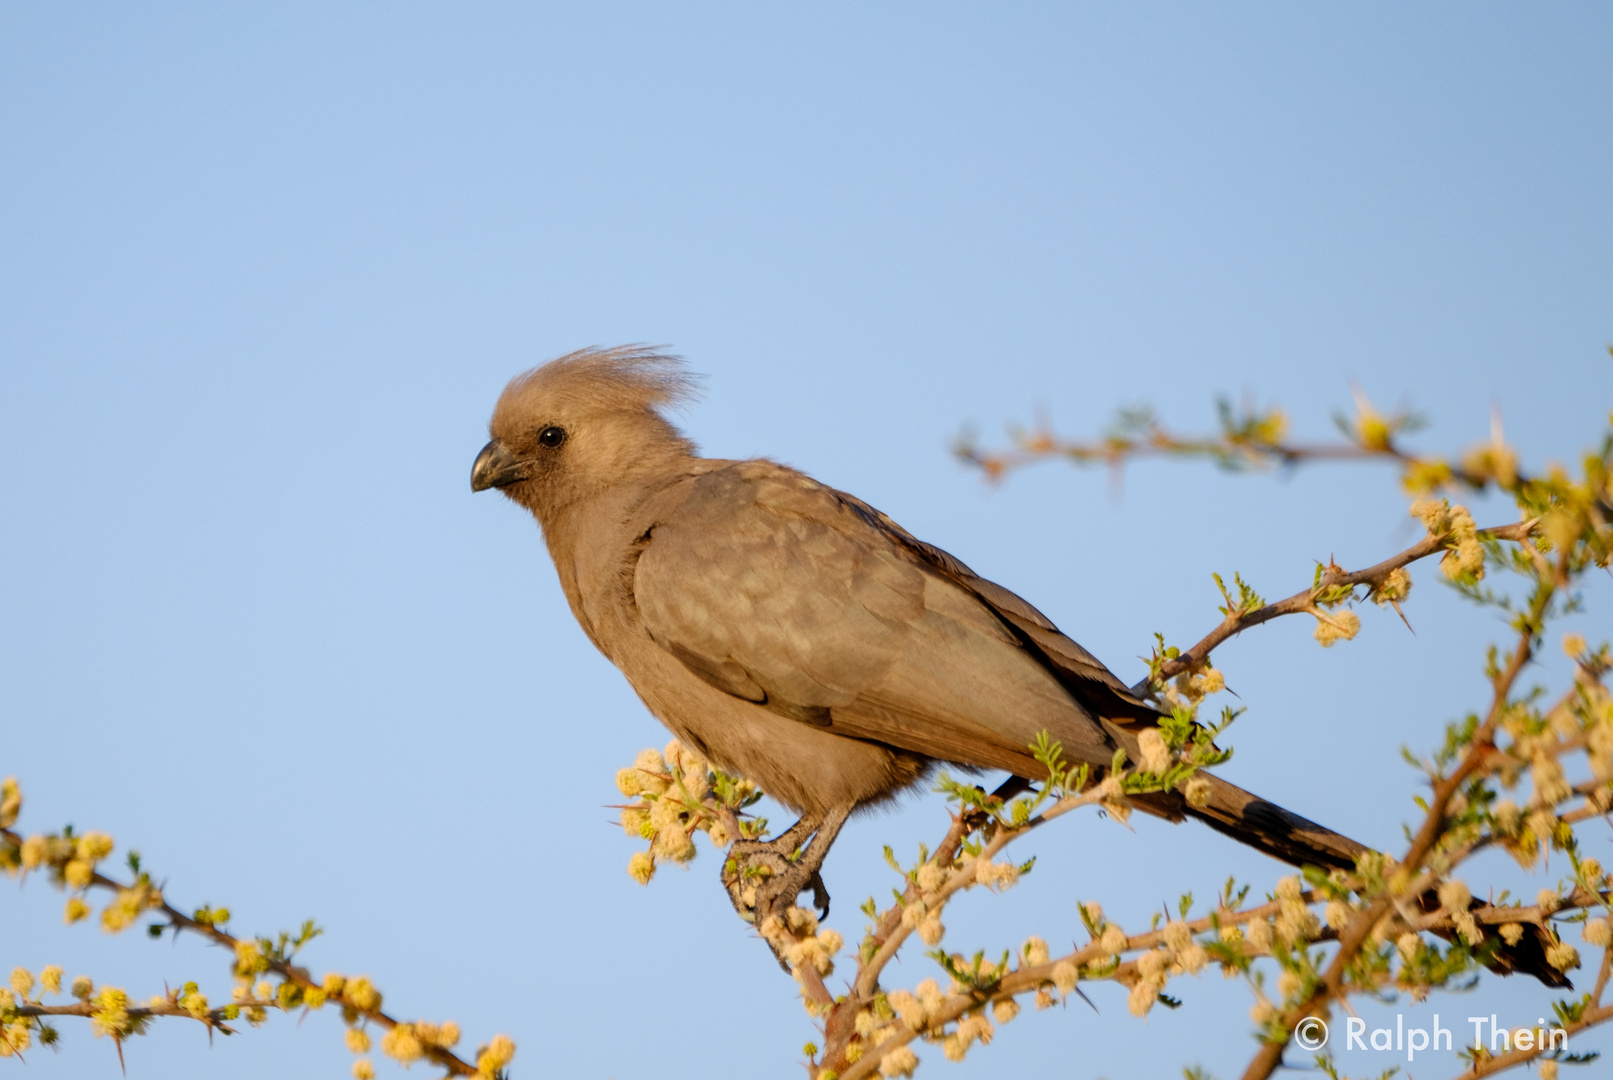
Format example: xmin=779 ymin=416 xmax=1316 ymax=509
xmin=632 ymin=463 xmax=1123 ymax=774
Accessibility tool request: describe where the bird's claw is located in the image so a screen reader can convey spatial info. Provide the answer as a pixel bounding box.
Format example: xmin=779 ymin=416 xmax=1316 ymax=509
xmin=721 ymin=837 xmax=833 ymax=970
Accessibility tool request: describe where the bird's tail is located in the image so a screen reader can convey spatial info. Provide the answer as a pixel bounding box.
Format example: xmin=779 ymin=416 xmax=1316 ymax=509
xmin=1133 ymin=772 xmax=1571 ymax=988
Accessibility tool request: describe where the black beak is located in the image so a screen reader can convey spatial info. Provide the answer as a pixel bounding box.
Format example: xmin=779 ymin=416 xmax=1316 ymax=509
xmin=471 ymin=439 xmax=525 ymax=492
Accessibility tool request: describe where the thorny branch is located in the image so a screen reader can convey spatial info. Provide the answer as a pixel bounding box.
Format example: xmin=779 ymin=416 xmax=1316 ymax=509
xmin=1139 ymin=518 xmax=1536 ymax=690
xmin=0 ymin=813 xmax=513 ymax=1078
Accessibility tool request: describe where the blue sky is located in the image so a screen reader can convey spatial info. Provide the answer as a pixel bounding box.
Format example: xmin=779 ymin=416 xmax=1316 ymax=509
xmin=3 ymin=4 xmax=1611 ymax=1078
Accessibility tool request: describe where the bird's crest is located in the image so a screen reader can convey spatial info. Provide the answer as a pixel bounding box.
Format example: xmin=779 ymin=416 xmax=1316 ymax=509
xmin=492 ymin=345 xmax=700 ymax=434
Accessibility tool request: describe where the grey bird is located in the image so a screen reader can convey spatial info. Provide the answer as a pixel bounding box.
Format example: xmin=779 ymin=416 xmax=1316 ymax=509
xmin=471 ymin=346 xmax=1564 ymax=986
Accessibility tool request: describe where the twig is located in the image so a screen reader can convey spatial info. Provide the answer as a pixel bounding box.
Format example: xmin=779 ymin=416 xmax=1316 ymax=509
xmin=1139 ymin=519 xmax=1535 ymax=689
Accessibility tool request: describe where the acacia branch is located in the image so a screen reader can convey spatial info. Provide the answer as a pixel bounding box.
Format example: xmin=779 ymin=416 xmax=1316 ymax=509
xmin=0 ymin=824 xmax=480 ymax=1076
xmin=1238 ymin=581 xmax=1551 ymax=1080
xmin=1140 ymin=519 xmax=1536 ymax=689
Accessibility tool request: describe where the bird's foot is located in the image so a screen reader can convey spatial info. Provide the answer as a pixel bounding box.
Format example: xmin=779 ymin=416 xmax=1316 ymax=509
xmin=722 ymin=835 xmax=833 ymax=971
xmin=721 ymin=808 xmax=849 ymax=971
xmin=722 ymin=836 xmax=831 ymax=924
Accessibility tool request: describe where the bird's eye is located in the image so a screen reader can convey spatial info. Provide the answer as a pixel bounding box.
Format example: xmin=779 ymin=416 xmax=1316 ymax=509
xmin=537 ymin=425 xmax=567 ymax=448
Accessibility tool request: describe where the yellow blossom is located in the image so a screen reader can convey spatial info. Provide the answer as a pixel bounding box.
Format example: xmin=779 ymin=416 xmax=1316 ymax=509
xmin=878 ymin=1045 xmax=918 ymax=1078
xmin=1401 ymin=458 xmax=1453 ymax=494
xmin=1246 ymin=919 xmax=1273 ymax=952
xmin=1410 ymin=498 xmax=1451 ymax=534
xmin=1354 ymin=397 xmax=1392 ymax=451
xmin=1137 ymin=948 xmax=1170 ymax=980
xmin=64 ymin=859 xmax=94 ymax=889
xmin=1437 ymin=879 xmax=1471 ymax=914
xmin=1500 ymin=923 xmax=1525 ymax=946
xmin=1396 ymin=932 xmax=1422 ymax=961
xmin=0 ymin=778 xmax=19 ymax=830
xmin=1 ymin=1022 xmax=29 ymax=1056
xmin=40 ymin=966 xmax=61 ymax=995
xmin=619 ymin=806 xmax=648 ymax=836
xmin=615 ymin=767 xmax=644 ymax=797
xmin=1022 ymin=936 xmax=1050 ymax=966
xmin=1492 ymin=799 xmax=1521 ymax=835
xmin=1313 ymin=609 xmax=1360 ymax=647
xmin=1584 ymin=919 xmax=1613 ymax=948
xmin=1547 ymin=941 xmax=1580 ymax=971
xmin=886 ymin=989 xmax=924 ymax=1029
xmin=345 ymin=976 xmax=381 ymax=1012
xmin=19 ymin=835 xmax=45 ymax=870
xmin=625 ymin=857 xmax=658 ymax=889
xmin=992 ymin=997 xmax=1019 ymax=1024
xmin=1371 ymin=566 xmax=1412 ymax=605
xmin=1099 ymin=923 xmax=1126 ymax=956
xmin=476 ymin=1034 xmax=516 ymax=1077
xmin=1183 ymin=776 xmax=1211 ymax=807
xmin=973 ymin=858 xmax=1019 ymax=891
xmin=918 ymin=915 xmax=945 ymax=946
xmin=1564 ymin=633 xmax=1587 ymax=658
xmin=1137 ymin=728 xmax=1171 ymax=774
xmin=90 ymin=986 xmax=131 ymax=1038
xmin=70 ymin=976 xmax=93 ymax=1000
xmin=916 ymin=861 xmax=946 ymax=892
xmin=1178 ymin=944 xmax=1209 ymax=973
xmin=381 ymin=1023 xmax=424 ymax=1064
xmin=76 ymin=831 xmax=113 ymax=862
xmin=9 ymin=969 xmax=33 ymax=998
xmin=346 ymin=1027 xmax=372 ymax=1053
xmin=352 ymin=1059 xmax=375 ymax=1080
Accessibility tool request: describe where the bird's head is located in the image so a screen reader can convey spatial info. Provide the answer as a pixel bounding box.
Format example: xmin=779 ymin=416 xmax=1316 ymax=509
xmin=471 ymin=346 xmax=699 ymax=520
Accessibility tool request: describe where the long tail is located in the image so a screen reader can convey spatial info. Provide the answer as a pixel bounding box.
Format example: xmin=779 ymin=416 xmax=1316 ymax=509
xmin=1134 ymin=773 xmax=1570 ymax=988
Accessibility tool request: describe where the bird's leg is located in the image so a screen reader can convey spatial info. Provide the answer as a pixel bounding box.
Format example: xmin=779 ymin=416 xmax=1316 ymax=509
xmin=722 ymin=806 xmax=850 ymax=949
xmin=753 ymin=807 xmax=849 ymax=931
xmin=722 ymin=813 xmax=822 ymax=924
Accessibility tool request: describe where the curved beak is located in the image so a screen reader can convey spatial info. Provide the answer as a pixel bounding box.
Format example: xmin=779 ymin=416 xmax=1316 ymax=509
xmin=470 ymin=439 xmax=525 ymax=492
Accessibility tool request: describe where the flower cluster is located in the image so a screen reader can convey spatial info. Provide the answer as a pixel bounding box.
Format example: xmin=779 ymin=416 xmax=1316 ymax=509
xmin=1411 ymin=497 xmax=1486 ymax=581
xmin=615 ymin=740 xmax=761 ymax=885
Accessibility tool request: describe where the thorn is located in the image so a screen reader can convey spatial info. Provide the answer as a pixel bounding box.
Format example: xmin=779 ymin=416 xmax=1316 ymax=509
xmin=115 ymin=1034 xmax=127 ymax=1075
xmin=1391 ymin=600 xmax=1415 ymax=634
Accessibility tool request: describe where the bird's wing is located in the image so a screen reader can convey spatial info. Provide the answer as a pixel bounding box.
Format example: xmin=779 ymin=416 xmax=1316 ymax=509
xmin=631 ymin=461 xmax=1122 ymax=778
xmin=826 ymin=488 xmax=1163 ymax=723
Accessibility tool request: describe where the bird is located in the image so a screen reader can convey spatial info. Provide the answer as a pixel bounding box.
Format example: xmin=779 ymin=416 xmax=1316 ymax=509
xmin=470 ymin=345 xmax=1565 ymax=986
